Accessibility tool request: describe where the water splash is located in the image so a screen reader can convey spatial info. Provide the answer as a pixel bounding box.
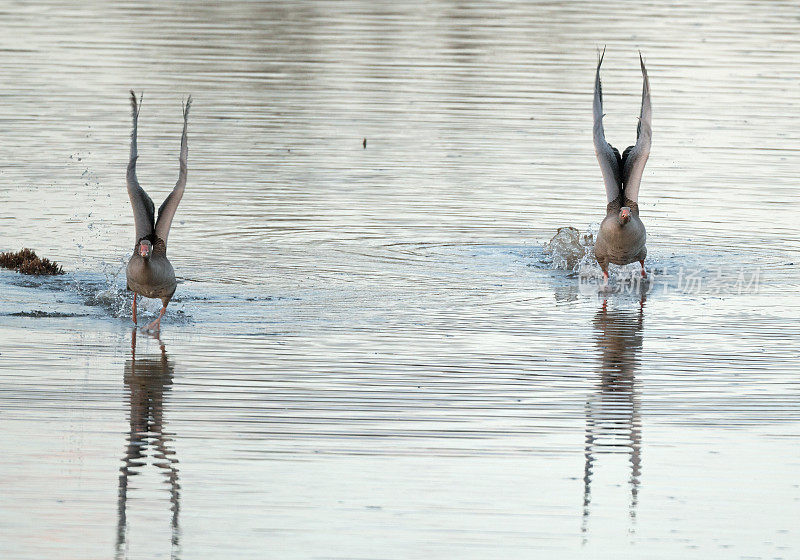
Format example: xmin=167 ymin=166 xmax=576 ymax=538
xmin=543 ymin=226 xmax=594 ymax=272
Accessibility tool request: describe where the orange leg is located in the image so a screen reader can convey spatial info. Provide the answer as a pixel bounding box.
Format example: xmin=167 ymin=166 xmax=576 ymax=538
xmin=145 ymin=305 xmax=167 ymax=331
xmin=132 ymin=293 xmax=138 ymax=324
xmin=639 ymin=260 xmax=647 ymax=278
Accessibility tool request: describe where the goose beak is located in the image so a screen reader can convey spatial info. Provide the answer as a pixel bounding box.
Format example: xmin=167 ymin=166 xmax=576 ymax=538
xmin=619 ymin=207 xmax=631 ymax=224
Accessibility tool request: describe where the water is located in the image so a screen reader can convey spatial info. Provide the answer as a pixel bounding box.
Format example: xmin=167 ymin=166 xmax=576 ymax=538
xmin=1 ymin=1 xmax=800 ymax=558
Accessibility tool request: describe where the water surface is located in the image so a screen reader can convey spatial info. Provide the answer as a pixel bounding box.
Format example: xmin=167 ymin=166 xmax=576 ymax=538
xmin=1 ymin=1 xmax=800 ymax=558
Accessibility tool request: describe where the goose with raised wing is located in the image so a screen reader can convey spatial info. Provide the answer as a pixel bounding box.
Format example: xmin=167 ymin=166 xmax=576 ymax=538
xmin=592 ymin=51 xmax=651 ymax=280
xmin=125 ymin=91 xmax=192 ymax=331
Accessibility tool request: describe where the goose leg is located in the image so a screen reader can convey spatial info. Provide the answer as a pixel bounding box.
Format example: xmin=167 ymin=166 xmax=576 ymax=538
xmin=132 ymin=293 xmax=138 ymax=324
xmin=639 ymin=260 xmax=647 ymax=278
xmin=145 ymin=305 xmax=167 ymax=331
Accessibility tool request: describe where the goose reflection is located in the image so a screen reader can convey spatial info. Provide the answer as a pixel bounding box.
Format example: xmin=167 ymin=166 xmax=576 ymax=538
xmin=582 ymin=296 xmax=645 ymax=539
xmin=116 ymin=329 xmax=180 ymax=559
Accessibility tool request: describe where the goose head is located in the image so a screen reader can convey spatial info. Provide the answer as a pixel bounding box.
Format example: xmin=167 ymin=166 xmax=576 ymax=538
xmin=138 ymin=239 xmax=152 ymax=259
xmin=618 ymin=206 xmax=631 ymax=226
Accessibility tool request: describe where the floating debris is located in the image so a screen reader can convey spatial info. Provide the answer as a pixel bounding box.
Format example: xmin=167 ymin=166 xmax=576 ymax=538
xmin=0 ymin=248 xmax=64 ymax=275
xmin=10 ymin=310 xmax=88 ymax=318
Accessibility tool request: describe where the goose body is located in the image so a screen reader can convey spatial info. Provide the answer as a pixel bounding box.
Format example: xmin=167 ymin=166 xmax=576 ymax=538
xmin=126 ymin=239 xmax=175 ymax=303
xmin=595 ymin=202 xmax=647 ymax=269
xmin=125 ymin=91 xmax=192 ymax=330
xmin=592 ymin=51 xmax=651 ymax=279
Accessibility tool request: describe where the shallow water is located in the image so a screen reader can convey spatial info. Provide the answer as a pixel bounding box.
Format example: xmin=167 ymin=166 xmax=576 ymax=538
xmin=1 ymin=1 xmax=800 ymax=558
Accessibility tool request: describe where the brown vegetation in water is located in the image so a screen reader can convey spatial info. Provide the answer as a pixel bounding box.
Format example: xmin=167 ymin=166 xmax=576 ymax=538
xmin=0 ymin=248 xmax=64 ymax=275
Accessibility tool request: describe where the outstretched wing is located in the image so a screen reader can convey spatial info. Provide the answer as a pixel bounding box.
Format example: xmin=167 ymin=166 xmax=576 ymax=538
xmin=155 ymin=95 xmax=192 ymax=246
xmin=593 ymin=48 xmax=623 ymax=204
xmin=127 ymin=90 xmax=155 ymax=242
xmin=620 ymin=53 xmax=651 ymax=204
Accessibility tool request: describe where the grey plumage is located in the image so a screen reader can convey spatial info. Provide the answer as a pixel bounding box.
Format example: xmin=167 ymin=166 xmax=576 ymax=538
xmin=125 ymin=91 xmax=192 ymax=329
xmin=594 ymin=208 xmax=647 ymax=272
xmin=620 ymin=54 xmax=651 ymax=204
xmin=593 ymin=49 xmax=623 ymax=204
xmin=127 ymin=91 xmax=156 ymax=243
xmin=592 ymin=50 xmax=651 ymax=205
xmin=126 ymin=250 xmax=176 ymax=306
xmin=592 ymin=52 xmax=651 ymax=277
xmin=155 ymin=96 xmax=192 ymax=245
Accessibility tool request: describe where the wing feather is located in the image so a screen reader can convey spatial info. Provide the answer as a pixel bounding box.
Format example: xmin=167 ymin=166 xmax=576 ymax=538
xmin=621 ymin=53 xmax=651 ymax=203
xmin=155 ymin=96 xmax=192 ymax=246
xmin=593 ymin=48 xmax=623 ymax=203
xmin=127 ymin=90 xmax=155 ymax=242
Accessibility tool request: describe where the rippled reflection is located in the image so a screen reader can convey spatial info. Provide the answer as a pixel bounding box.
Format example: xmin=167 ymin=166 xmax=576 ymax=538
xmin=582 ymin=295 xmax=645 ymax=539
xmin=117 ymin=330 xmax=180 ymax=559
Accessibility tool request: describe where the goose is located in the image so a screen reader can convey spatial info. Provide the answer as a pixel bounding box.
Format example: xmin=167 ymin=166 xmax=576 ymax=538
xmin=125 ymin=91 xmax=192 ymax=330
xmin=592 ymin=51 xmax=651 ymax=280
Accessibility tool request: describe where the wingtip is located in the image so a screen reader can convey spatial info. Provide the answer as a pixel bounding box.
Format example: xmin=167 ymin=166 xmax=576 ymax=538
xmin=594 ymin=47 xmax=605 ymax=105
xmin=129 ymin=90 xmax=142 ymax=114
xmin=595 ymin=46 xmax=606 ymax=89
xmin=182 ymin=95 xmax=193 ymax=119
xmin=639 ymin=52 xmax=650 ymax=91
